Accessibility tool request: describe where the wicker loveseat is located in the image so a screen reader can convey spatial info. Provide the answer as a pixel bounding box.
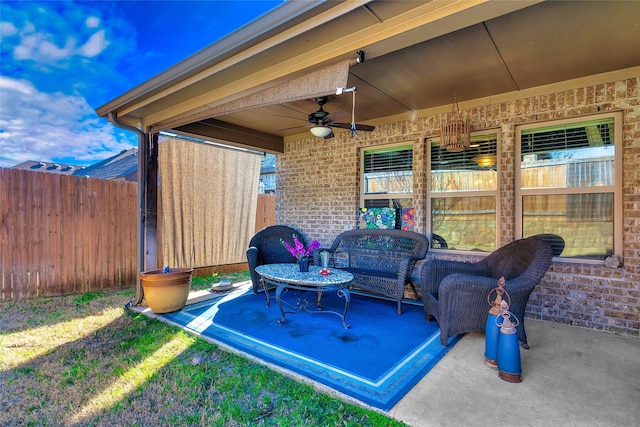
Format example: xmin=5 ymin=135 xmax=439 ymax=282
xmin=246 ymin=225 xmax=306 ymax=294
xmin=420 ymin=236 xmax=553 ymax=347
xmin=313 ymin=229 xmax=429 ymax=314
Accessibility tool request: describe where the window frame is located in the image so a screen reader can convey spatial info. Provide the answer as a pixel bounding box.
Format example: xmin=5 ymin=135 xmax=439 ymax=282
xmin=426 ymin=130 xmax=501 ymax=252
xmin=515 ymin=111 xmax=623 ymax=262
xmin=359 ymin=142 xmax=414 ymax=211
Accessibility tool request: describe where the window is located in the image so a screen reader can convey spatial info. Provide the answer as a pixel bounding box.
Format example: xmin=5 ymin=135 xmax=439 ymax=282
xmin=360 ymin=144 xmax=413 ymax=227
xmin=428 ymin=133 xmax=499 ymax=251
xmin=516 ymin=112 xmax=622 ymax=260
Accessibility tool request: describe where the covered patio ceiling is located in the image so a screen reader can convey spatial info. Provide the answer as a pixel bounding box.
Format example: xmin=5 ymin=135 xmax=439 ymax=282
xmin=97 ymin=0 xmax=640 ymax=153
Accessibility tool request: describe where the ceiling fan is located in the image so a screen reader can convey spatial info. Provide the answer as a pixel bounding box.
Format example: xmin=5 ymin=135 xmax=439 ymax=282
xmin=307 ymin=96 xmax=375 ymax=138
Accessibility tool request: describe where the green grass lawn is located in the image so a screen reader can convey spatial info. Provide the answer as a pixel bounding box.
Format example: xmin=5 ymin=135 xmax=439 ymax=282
xmin=0 ymin=272 xmax=406 ymax=426
xmin=190 ymin=270 xmax=252 ymax=292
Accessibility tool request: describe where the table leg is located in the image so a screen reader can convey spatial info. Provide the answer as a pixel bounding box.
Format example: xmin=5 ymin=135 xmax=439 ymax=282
xmin=275 ymin=283 xmax=287 ymax=325
xmin=262 ymin=278 xmax=271 ymax=307
xmin=338 ymin=288 xmax=351 ymax=329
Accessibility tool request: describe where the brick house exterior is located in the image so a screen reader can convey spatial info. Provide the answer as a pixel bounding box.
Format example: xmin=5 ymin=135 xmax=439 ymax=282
xmin=97 ymin=2 xmax=639 ymax=336
xmin=277 ymin=74 xmax=639 ymax=338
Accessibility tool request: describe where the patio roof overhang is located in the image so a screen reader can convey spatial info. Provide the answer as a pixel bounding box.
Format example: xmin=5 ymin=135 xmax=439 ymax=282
xmin=96 ymin=0 xmax=640 ymax=153
xmin=97 ymin=0 xmax=640 ymax=303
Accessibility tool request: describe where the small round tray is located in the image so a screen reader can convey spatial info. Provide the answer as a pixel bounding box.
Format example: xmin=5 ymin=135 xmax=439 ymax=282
xmin=210 ymin=280 xmax=233 ymax=291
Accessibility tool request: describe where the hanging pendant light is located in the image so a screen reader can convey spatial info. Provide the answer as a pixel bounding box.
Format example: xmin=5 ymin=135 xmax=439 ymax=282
xmin=440 ymin=95 xmax=471 ymax=152
xmin=472 ymin=154 xmax=497 ymax=168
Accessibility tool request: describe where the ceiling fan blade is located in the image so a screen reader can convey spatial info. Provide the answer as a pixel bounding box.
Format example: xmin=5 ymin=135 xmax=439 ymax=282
xmin=324 ymin=110 xmax=351 ymax=123
xmin=275 ymin=124 xmax=311 ymax=131
xmin=330 ymin=123 xmax=376 ymax=132
xmin=354 ymin=123 xmax=375 ymax=131
xmin=272 ymin=114 xmax=308 ymax=122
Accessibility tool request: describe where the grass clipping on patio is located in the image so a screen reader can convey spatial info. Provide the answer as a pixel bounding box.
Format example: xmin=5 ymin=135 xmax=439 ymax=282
xmin=0 ymin=275 xmax=406 ymax=426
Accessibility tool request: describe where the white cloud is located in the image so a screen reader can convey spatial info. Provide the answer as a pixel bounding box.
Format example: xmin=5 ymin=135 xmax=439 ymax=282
xmin=39 ymin=37 xmax=75 ymax=59
xmin=0 ymin=76 xmax=136 ymax=168
xmin=85 ymin=16 xmax=100 ymax=29
xmin=0 ymin=76 xmax=34 ymax=95
xmin=0 ymin=21 xmax=18 ymax=36
xmin=10 ymin=17 xmax=108 ymax=63
xmin=78 ymin=30 xmax=108 ymax=57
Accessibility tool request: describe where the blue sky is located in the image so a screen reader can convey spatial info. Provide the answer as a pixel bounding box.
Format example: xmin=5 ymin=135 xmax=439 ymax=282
xmin=0 ymin=0 xmax=283 ymax=168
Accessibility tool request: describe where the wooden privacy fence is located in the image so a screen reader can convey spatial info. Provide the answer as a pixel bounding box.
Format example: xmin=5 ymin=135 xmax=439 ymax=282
xmin=0 ymin=168 xmax=277 ymax=300
xmin=255 ymin=194 xmax=275 ymax=232
xmin=0 ymin=168 xmax=138 ymax=300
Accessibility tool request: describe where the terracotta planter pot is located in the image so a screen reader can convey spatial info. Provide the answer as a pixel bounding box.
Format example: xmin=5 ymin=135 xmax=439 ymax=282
xmin=140 ymin=268 xmax=192 ymax=313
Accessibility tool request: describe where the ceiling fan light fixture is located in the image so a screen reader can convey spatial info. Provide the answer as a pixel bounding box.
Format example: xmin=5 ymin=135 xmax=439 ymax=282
xmin=472 ymin=154 xmax=497 ymax=168
xmin=310 ymin=125 xmax=332 ymax=138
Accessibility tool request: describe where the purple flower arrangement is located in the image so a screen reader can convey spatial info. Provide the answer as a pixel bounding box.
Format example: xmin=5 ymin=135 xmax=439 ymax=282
xmin=280 ymin=234 xmax=321 ymax=261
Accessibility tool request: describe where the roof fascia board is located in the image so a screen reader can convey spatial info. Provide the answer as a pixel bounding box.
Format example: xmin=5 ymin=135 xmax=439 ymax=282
xmin=137 ymin=0 xmax=539 ymax=128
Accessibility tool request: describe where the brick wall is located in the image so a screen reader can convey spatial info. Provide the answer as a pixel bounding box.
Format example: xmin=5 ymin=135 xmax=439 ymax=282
xmin=277 ymin=73 xmax=639 ymax=338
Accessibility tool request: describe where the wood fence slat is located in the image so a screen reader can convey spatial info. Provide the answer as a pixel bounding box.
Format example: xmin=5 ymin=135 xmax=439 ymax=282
xmin=77 ymin=174 xmax=87 ymax=293
xmin=14 ymin=170 xmax=28 ymax=298
xmin=29 ymin=170 xmax=42 ymax=297
xmin=47 ymin=173 xmax=63 ymax=297
xmin=75 ymin=174 xmax=86 ymax=293
xmin=59 ymin=174 xmax=71 ymax=295
xmin=0 ymin=169 xmax=9 ymax=299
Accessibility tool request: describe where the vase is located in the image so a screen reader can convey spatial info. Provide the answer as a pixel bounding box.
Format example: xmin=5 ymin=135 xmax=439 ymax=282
xmin=298 ymin=256 xmax=309 ymax=272
xmin=139 ymin=267 xmax=192 ymax=313
xmin=320 ymin=251 xmax=330 ymax=269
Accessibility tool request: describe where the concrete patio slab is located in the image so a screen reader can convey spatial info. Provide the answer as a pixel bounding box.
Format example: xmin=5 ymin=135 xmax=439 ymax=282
xmin=391 ymin=319 xmax=640 ymax=427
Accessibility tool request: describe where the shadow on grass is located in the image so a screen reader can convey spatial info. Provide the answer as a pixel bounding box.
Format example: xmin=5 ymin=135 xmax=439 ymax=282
xmin=0 ymin=290 xmax=406 ymax=426
xmin=0 ymin=288 xmax=136 ymax=334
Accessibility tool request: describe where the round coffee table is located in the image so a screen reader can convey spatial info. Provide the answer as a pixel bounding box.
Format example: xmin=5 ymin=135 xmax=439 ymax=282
xmin=255 ymin=263 xmax=353 ymax=328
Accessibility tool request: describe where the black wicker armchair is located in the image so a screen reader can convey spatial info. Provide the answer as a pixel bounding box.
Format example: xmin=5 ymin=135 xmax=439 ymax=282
xmin=246 ymin=225 xmax=306 ymax=294
xmin=420 ymin=236 xmax=553 ymax=347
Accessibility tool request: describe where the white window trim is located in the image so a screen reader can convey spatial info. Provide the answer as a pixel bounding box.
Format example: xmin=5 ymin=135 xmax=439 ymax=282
xmin=515 ymin=111 xmax=623 ymax=263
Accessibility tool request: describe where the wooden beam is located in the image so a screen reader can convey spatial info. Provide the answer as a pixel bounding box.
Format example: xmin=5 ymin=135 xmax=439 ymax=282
xmin=175 ymin=119 xmax=284 ymax=154
xmin=144 ymin=133 xmax=159 ymax=271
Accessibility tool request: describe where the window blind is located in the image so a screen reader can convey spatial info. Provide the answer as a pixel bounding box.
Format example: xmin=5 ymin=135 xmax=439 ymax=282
xmin=521 ymin=118 xmax=614 ymax=155
xmin=431 ymin=136 xmax=497 ymax=171
xmin=363 ymin=146 xmax=413 ymax=173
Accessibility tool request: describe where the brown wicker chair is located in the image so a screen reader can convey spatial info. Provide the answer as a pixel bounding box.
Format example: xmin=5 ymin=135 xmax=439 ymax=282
xmin=246 ymin=225 xmax=306 ymax=294
xmin=420 ymin=236 xmax=553 ymax=347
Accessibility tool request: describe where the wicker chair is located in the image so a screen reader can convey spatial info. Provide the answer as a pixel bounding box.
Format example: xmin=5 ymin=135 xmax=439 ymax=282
xmin=431 ymin=233 xmax=448 ymax=249
xmin=420 ymin=236 xmax=553 ymax=347
xmin=246 ymin=225 xmax=306 ymax=294
xmin=531 ymin=233 xmax=565 ymax=257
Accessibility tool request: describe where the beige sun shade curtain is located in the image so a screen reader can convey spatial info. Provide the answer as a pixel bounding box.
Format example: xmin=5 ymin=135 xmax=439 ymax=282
xmin=151 ymin=58 xmax=354 ymax=133
xmin=158 ymin=137 xmax=260 ymax=268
